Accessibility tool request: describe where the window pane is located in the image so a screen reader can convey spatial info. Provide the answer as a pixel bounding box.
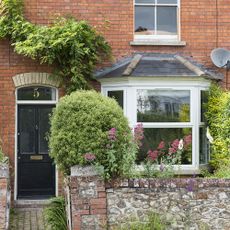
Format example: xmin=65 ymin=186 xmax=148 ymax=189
xmin=19 ymin=108 xmax=36 ymax=154
xmin=200 ymin=127 xmax=209 ymax=164
xmin=157 ymin=6 xmax=177 ymax=35
xmin=135 ymin=6 xmax=155 ymax=35
xmin=137 ymin=90 xmax=190 ymax=122
xmin=157 ymin=0 xmax=177 ymax=4
xmin=201 ymin=90 xmax=208 ymax=122
xmin=39 ymin=107 xmax=53 ymax=154
xmin=18 ymin=87 xmax=56 ymax=101
xmin=135 ymin=0 xmax=155 ymax=3
xmin=137 ymin=128 xmax=192 ymax=164
xmin=108 ymin=91 xmax=124 ymax=109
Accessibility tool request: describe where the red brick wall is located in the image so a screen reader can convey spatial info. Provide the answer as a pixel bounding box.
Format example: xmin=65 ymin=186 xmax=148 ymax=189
xmin=69 ymin=166 xmax=107 ymax=230
xmin=1 ymin=0 xmax=230 ymax=196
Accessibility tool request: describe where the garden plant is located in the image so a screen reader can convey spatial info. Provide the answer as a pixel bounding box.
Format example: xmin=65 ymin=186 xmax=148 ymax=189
xmin=0 ymin=0 xmax=111 ymax=93
xmin=49 ymin=90 xmax=140 ymax=179
xmin=205 ymin=83 xmax=230 ymax=173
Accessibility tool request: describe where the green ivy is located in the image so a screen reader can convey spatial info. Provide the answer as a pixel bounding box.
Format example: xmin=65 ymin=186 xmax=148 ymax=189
xmin=205 ymin=83 xmax=230 ymax=169
xmin=0 ymin=0 xmax=111 ymax=93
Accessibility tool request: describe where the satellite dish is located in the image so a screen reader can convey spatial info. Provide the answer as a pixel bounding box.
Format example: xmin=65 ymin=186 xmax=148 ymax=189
xmin=211 ymin=48 xmax=230 ymax=69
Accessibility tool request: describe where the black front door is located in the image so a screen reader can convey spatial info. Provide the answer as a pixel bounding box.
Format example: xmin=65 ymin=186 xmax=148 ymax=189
xmin=17 ymin=105 xmax=55 ymax=198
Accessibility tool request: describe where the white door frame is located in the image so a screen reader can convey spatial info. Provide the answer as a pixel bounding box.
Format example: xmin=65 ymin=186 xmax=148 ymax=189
xmin=14 ymin=86 xmax=59 ymax=200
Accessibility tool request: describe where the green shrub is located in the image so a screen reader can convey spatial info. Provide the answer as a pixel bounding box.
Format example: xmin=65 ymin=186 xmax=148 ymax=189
xmin=212 ymin=165 xmax=230 ymax=178
xmin=44 ymin=197 xmax=68 ymax=230
xmin=49 ymin=90 xmax=137 ymax=178
xmin=205 ymin=83 xmax=230 ymax=169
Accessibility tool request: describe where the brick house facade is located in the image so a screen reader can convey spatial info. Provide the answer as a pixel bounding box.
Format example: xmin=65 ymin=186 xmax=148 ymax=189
xmin=0 ymin=0 xmax=230 ymax=200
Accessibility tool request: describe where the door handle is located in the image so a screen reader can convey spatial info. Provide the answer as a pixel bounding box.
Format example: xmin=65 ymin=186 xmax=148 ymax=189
xmin=35 ymin=125 xmax=38 ymax=130
xmin=18 ymin=156 xmax=21 ymax=159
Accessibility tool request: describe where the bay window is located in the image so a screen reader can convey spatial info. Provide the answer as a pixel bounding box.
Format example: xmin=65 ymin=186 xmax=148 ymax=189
xmin=104 ymin=78 xmax=210 ymax=173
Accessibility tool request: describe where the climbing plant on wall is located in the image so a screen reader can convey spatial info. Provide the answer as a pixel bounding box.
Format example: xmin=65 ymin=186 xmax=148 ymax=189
xmin=0 ymin=0 xmax=111 ymax=93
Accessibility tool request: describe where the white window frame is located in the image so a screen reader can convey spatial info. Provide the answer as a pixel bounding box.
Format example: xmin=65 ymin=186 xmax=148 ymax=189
xmin=199 ymin=89 xmax=210 ymax=165
xmin=14 ymin=85 xmax=59 ymax=200
xmin=102 ymin=77 xmax=210 ymax=174
xmin=103 ymin=87 xmax=127 ymax=115
xmin=134 ymin=0 xmax=181 ymax=41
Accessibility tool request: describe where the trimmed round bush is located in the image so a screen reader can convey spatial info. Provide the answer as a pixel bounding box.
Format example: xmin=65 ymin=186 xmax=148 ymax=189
xmin=49 ymin=90 xmax=137 ymax=178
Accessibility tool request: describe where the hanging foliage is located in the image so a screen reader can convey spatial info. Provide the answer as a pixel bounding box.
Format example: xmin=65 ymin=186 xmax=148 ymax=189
xmin=0 ymin=0 xmax=111 ymax=93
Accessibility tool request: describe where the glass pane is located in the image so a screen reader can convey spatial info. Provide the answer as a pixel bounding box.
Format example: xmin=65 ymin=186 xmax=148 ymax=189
xmin=135 ymin=6 xmax=155 ymax=35
xmin=19 ymin=108 xmax=36 ymax=154
xmin=137 ymin=90 xmax=190 ymax=122
xmin=200 ymin=127 xmax=209 ymax=164
xmin=137 ymin=128 xmax=192 ymax=164
xmin=157 ymin=0 xmax=177 ymax=4
xmin=108 ymin=91 xmax=124 ymax=109
xmin=157 ymin=6 xmax=177 ymax=35
xmin=201 ymin=90 xmax=208 ymax=122
xmin=39 ymin=107 xmax=53 ymax=154
xmin=18 ymin=87 xmax=56 ymax=101
xmin=135 ymin=0 xmax=155 ymax=3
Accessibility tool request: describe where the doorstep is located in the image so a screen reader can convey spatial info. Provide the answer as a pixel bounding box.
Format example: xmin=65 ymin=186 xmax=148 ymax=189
xmin=14 ymin=199 xmax=50 ymax=209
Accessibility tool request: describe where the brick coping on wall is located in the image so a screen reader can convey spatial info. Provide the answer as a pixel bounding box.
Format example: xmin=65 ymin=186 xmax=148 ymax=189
xmin=105 ymin=178 xmax=230 ymax=190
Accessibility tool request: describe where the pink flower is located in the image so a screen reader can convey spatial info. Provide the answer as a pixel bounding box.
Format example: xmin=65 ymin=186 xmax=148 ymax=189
xmin=147 ymin=150 xmax=158 ymax=161
xmin=171 ymin=139 xmax=179 ymax=149
xmin=134 ymin=123 xmax=144 ymax=147
xmin=108 ymin=128 xmax=116 ymax=141
xmin=84 ymin=153 xmax=96 ymax=161
xmin=184 ymin=134 xmax=192 ymax=145
xmin=168 ymin=147 xmax=177 ymax=154
xmin=184 ymin=134 xmax=192 ymax=149
xmin=157 ymin=141 xmax=165 ymax=150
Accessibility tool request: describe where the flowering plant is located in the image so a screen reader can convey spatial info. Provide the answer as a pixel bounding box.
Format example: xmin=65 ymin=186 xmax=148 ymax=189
xmin=147 ymin=134 xmax=192 ymax=165
xmin=84 ymin=153 xmax=96 ymax=162
xmin=100 ymin=124 xmax=144 ymax=179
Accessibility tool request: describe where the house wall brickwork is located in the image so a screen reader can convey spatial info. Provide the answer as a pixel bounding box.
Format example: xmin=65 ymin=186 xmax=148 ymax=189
xmin=68 ymin=167 xmax=230 ymax=229
xmin=1 ymin=0 xmax=230 ymax=198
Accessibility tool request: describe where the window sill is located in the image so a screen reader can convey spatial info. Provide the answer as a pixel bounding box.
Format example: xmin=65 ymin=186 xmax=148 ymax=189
xmin=130 ymin=40 xmax=186 ymax=46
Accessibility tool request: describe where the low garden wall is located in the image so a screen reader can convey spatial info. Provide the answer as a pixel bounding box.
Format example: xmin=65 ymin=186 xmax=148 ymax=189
xmin=0 ymin=164 xmax=10 ymax=230
xmin=106 ymin=178 xmax=230 ymax=229
xmin=68 ymin=166 xmax=230 ymax=230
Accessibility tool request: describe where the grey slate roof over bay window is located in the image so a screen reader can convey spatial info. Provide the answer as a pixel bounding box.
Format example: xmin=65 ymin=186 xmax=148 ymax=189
xmin=95 ymin=53 xmax=223 ymax=80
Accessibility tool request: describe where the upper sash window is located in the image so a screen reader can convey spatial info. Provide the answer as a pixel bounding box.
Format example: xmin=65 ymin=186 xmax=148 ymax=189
xmin=135 ymin=0 xmax=179 ymax=40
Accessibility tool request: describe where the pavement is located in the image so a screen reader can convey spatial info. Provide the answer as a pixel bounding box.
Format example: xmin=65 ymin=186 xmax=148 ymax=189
xmin=10 ymin=205 xmax=48 ymax=230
